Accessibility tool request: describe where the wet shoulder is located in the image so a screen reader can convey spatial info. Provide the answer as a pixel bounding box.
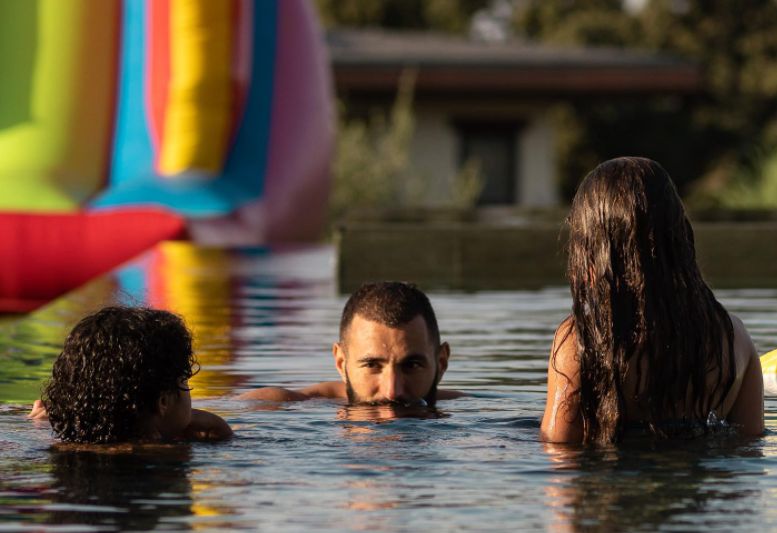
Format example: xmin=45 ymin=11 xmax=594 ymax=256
xmin=551 ymin=317 xmax=579 ymax=378
xmin=719 ymin=313 xmax=758 ymax=416
xmin=730 ymin=314 xmax=756 ymax=380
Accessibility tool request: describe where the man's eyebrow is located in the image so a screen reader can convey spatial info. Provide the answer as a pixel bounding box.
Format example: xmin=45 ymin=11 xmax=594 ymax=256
xmin=399 ymin=353 xmax=429 ymax=364
xmin=356 ymin=353 xmax=430 ymax=364
xmin=356 ymin=355 xmax=388 ymax=363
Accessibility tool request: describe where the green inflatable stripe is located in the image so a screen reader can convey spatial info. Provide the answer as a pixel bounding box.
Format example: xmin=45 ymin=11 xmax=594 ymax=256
xmin=0 ymin=0 xmax=118 ymax=210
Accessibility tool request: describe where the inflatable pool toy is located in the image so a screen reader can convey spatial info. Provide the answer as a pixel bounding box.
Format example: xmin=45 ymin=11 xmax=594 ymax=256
xmin=761 ymin=349 xmax=777 ymax=395
xmin=0 ymin=210 xmax=186 ymax=313
xmin=0 ymin=0 xmax=333 ymax=312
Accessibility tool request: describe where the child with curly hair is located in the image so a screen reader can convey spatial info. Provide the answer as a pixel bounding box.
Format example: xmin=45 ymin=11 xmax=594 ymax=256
xmin=29 ymin=306 xmax=232 ymax=443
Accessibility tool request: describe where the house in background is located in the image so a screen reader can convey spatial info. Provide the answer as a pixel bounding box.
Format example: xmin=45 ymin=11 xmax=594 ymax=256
xmin=327 ymin=29 xmax=700 ymax=207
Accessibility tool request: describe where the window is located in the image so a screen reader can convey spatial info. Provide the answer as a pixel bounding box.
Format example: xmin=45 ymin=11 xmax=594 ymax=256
xmin=456 ymin=122 xmax=518 ymax=205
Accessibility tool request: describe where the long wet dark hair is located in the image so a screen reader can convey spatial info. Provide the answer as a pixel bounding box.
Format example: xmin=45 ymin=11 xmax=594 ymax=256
xmin=562 ymin=157 xmax=735 ymax=444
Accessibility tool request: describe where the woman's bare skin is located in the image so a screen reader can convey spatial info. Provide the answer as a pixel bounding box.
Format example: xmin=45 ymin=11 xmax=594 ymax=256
xmin=540 ymin=315 xmax=764 ymax=443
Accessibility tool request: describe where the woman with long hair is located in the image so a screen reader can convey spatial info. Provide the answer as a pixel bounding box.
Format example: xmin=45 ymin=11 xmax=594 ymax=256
xmin=541 ymin=157 xmax=763 ymax=444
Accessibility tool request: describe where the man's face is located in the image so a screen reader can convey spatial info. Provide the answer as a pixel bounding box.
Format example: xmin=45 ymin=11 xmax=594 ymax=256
xmin=334 ymin=314 xmax=449 ymax=407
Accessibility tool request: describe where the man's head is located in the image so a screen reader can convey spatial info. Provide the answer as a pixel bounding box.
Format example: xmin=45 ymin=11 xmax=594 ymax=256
xmin=43 ymin=306 xmax=197 ymax=443
xmin=334 ymin=282 xmax=450 ymax=407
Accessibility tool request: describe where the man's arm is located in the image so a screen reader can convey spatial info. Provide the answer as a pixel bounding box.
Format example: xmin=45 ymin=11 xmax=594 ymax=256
xmin=237 ymin=382 xmax=464 ymax=402
xmin=236 ymin=382 xmax=346 ymax=401
xmin=237 ymin=382 xmax=347 ymax=401
xmin=236 ymin=387 xmax=312 ymax=401
xmin=300 ymin=381 xmax=346 ymax=399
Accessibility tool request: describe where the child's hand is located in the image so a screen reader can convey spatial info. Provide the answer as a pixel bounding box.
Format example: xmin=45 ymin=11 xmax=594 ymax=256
xmin=182 ymin=409 xmax=233 ymax=441
xmin=28 ymin=400 xmax=49 ymax=421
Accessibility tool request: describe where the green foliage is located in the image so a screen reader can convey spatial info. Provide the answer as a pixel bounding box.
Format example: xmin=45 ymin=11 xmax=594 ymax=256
xmin=516 ymin=0 xmax=637 ymax=45
xmin=315 ymin=0 xmax=489 ymax=33
xmin=329 ymin=71 xmax=483 ymax=227
xmin=450 ymin=158 xmax=485 ymax=209
xmin=693 ymin=150 xmax=777 ymax=209
xmin=329 ymin=70 xmax=416 ymax=225
xmin=515 ymin=0 xmax=777 ymax=205
xmin=319 ymin=0 xmax=777 ymax=209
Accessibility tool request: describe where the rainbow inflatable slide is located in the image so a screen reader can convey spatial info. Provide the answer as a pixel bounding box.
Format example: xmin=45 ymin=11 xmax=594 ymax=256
xmin=0 ymin=0 xmax=333 ymax=312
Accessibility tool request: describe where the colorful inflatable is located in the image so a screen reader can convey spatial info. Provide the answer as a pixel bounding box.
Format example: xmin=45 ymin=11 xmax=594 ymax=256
xmin=0 ymin=0 xmax=333 ymax=312
xmin=761 ymin=349 xmax=777 ymax=395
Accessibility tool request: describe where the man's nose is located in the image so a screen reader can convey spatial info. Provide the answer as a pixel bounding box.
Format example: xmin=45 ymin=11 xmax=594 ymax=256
xmin=380 ymin=368 xmax=406 ymax=401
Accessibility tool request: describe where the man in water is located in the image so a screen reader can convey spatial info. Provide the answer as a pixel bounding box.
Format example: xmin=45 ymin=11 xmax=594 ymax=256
xmin=238 ymin=281 xmax=462 ymax=406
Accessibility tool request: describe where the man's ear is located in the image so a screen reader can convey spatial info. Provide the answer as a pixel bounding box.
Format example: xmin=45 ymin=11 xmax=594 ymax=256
xmin=333 ymin=342 xmax=347 ymax=383
xmin=437 ymin=342 xmax=450 ymax=379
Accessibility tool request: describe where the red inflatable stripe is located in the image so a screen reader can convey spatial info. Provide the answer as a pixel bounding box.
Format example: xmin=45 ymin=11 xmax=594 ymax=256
xmin=147 ymin=0 xmax=171 ymax=154
xmin=0 ymin=209 xmax=186 ymax=312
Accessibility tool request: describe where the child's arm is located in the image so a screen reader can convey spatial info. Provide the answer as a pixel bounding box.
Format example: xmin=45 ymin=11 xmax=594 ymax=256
xmin=182 ymin=409 xmax=233 ymax=441
xmin=28 ymin=400 xmax=49 ymax=421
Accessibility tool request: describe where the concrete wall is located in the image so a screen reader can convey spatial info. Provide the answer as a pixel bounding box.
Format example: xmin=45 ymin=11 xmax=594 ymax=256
xmin=338 ymin=219 xmax=777 ymax=292
xmin=517 ymin=114 xmax=557 ymax=207
xmin=409 ymin=108 xmax=458 ymax=201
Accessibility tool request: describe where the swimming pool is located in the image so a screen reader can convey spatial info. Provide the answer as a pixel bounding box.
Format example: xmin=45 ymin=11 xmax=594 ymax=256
xmin=2 ymin=243 xmax=776 ymax=531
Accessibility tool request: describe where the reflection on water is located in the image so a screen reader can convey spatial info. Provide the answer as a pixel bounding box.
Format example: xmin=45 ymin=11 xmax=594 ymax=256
xmin=1 ymin=244 xmax=777 ymax=531
xmin=46 ymin=446 xmax=194 ymax=530
xmin=0 ymin=438 xmax=194 ymax=530
xmin=337 ymin=404 xmax=449 ymax=423
xmin=543 ymin=437 xmax=768 ymax=531
xmin=123 ymin=243 xmax=242 ymax=397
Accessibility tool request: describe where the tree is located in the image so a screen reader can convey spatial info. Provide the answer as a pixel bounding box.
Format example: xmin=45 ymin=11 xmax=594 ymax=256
xmin=315 ymin=0 xmax=489 ymax=34
xmin=515 ymin=0 xmax=777 ymax=205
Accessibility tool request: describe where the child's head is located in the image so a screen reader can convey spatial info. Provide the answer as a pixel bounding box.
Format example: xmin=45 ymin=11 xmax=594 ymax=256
xmin=43 ymin=306 xmax=197 ymax=443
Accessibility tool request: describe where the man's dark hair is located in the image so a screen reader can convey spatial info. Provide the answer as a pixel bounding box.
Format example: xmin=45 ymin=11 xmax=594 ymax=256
xmin=43 ymin=306 xmax=197 ymax=444
xmin=339 ymin=281 xmax=440 ymax=346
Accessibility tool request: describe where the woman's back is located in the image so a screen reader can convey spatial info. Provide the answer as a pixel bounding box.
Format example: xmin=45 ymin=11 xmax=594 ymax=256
xmin=540 ymin=157 xmax=764 ymax=444
xmin=615 ymin=313 xmax=757 ymax=425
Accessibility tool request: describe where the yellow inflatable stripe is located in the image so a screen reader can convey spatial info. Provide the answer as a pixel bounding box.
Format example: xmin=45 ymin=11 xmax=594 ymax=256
xmin=760 ymin=349 xmax=777 ymax=395
xmin=155 ymin=242 xmax=234 ymax=398
xmin=159 ymin=0 xmax=232 ymax=177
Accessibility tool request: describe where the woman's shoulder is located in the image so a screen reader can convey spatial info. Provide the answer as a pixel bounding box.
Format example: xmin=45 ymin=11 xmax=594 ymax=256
xmin=728 ymin=313 xmax=757 ymax=378
xmin=551 ymin=317 xmax=579 ymax=376
xmin=722 ymin=313 xmax=764 ymax=434
xmin=718 ymin=312 xmax=759 ymax=417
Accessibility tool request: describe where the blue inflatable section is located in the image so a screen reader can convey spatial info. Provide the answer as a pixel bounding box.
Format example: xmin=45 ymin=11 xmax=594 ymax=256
xmin=92 ymin=0 xmax=278 ymax=217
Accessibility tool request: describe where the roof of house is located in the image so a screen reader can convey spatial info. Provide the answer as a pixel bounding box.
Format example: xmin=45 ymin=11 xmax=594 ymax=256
xmin=327 ymin=29 xmax=701 ymax=95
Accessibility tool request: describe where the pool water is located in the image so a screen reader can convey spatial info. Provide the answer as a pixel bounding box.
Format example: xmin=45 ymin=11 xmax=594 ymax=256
xmin=1 ymin=243 xmax=777 ymax=532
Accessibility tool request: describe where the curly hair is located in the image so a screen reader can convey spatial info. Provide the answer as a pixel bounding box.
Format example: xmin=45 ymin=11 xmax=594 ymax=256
xmin=563 ymin=157 xmax=735 ymax=444
xmin=42 ymin=307 xmax=197 ymax=443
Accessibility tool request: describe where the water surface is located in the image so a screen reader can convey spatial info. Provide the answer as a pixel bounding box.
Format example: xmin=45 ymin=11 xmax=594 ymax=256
xmin=1 ymin=243 xmax=776 ymax=531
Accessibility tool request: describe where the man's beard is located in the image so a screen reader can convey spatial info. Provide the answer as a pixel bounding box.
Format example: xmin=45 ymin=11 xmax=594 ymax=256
xmin=345 ymin=367 xmax=439 ymax=408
